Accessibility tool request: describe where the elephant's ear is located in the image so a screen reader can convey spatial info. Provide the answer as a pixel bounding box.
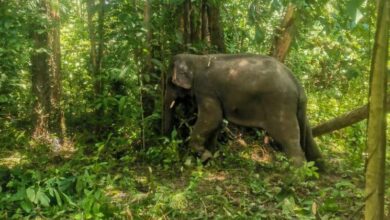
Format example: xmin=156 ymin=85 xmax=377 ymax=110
xmin=172 ymin=60 xmax=193 ymax=89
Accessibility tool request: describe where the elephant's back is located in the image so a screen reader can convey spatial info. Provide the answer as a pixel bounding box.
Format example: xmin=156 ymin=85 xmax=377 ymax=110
xmin=207 ymin=55 xmax=298 ymax=96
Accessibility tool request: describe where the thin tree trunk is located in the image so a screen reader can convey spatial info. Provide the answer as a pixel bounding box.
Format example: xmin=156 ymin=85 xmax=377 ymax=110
xmin=143 ymin=0 xmax=152 ymax=74
xmin=364 ymin=0 xmax=389 ymax=218
xmin=140 ymin=0 xmax=154 ymax=148
xmin=183 ymin=0 xmax=191 ymax=45
xmin=96 ymin=0 xmax=104 ymax=95
xmin=87 ymin=0 xmax=105 ymax=132
xmin=177 ymin=3 xmax=185 ymax=47
xmin=140 ymin=0 xmax=156 ymax=118
xmin=207 ymin=1 xmax=225 ymax=52
xmin=190 ymin=1 xmax=200 ymax=43
xmin=269 ymin=3 xmax=297 ymax=62
xmin=312 ymin=97 xmax=390 ymax=137
xmin=86 ymin=0 xmax=103 ymax=96
xmin=201 ymin=0 xmax=209 ymax=44
xmin=87 ymin=0 xmax=98 ymax=93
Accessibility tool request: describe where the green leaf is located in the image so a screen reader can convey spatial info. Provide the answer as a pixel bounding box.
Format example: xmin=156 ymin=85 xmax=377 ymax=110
xmin=254 ymin=26 xmax=265 ymax=43
xmin=354 ymin=9 xmax=363 ymax=24
xmin=118 ymin=96 xmax=126 ymax=113
xmin=48 ymin=187 xmax=54 ymax=197
xmin=143 ymin=74 xmax=150 ymax=83
xmin=37 ymin=189 xmax=50 ymax=207
xmin=76 ymin=177 xmax=84 ymax=194
xmin=20 ymin=201 xmax=32 ymax=213
xmin=119 ymin=66 xmax=129 ymax=78
xmin=0 ymin=95 xmax=8 ymax=103
xmin=151 ymin=58 xmax=164 ymax=71
xmin=26 ymin=187 xmax=36 ymax=204
xmin=61 ymin=192 xmax=76 ymax=207
xmin=53 ymin=188 xmax=62 ymax=206
xmin=95 ymin=103 xmax=102 ymax=110
xmin=346 ymin=0 xmax=364 ymax=18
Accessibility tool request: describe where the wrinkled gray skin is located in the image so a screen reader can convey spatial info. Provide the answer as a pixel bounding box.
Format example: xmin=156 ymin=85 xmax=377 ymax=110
xmin=163 ymin=54 xmax=323 ymax=169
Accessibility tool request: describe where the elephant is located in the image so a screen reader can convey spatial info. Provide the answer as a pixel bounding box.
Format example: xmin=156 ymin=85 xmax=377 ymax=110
xmin=162 ymin=53 xmax=324 ymax=170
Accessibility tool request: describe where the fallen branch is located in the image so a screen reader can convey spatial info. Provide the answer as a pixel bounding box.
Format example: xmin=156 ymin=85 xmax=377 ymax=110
xmin=312 ymin=97 xmax=390 ymax=137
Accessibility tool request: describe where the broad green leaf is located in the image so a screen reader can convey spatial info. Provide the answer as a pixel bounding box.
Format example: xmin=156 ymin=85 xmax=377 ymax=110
xmin=20 ymin=201 xmax=32 ymax=213
xmin=26 ymin=187 xmax=36 ymax=204
xmin=37 ymin=189 xmax=50 ymax=207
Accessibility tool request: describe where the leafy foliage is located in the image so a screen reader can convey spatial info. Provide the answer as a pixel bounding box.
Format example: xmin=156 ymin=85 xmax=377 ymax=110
xmin=0 ymin=0 xmax=388 ymax=219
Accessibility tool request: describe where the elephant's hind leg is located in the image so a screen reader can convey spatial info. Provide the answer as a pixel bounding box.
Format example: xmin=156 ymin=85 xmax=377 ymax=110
xmin=302 ymin=118 xmax=325 ymax=170
xmin=190 ymin=97 xmax=223 ymax=161
xmin=266 ymin=116 xmax=306 ymax=167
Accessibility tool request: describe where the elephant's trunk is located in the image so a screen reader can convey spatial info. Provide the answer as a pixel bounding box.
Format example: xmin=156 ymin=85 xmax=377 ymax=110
xmin=162 ymin=85 xmax=177 ymax=135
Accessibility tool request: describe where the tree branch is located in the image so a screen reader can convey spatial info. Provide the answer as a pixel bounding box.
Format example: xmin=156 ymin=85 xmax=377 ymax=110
xmin=312 ymin=97 xmax=390 ymax=137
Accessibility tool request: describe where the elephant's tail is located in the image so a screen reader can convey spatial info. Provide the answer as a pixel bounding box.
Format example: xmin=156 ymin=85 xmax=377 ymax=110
xmin=297 ymin=93 xmax=324 ymax=170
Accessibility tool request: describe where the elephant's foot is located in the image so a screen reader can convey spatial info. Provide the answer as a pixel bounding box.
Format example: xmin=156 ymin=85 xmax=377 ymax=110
xmin=190 ymin=143 xmax=213 ymax=163
xmin=314 ymin=158 xmax=326 ymax=172
xmin=200 ymin=150 xmax=213 ymax=163
xmin=289 ymin=156 xmax=305 ymax=167
xmin=292 ymin=157 xmax=326 ymax=173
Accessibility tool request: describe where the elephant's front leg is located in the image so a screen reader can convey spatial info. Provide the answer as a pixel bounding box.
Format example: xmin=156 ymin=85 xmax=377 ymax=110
xmin=190 ymin=97 xmax=222 ymax=161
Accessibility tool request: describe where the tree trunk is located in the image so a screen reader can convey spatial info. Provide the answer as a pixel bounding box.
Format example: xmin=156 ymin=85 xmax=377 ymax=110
xmin=48 ymin=0 xmax=66 ymax=140
xmin=312 ymin=97 xmax=390 ymax=137
xmin=143 ymin=0 xmax=152 ymax=74
xmin=207 ymin=1 xmax=225 ymax=52
xmin=31 ymin=0 xmax=67 ymax=147
xmin=87 ymin=0 xmax=105 ymax=133
xmin=183 ymin=0 xmax=191 ymax=46
xmin=96 ymin=0 xmax=104 ymax=95
xmin=201 ymin=0 xmax=209 ymax=44
xmin=87 ymin=0 xmax=97 ymax=92
xmin=190 ymin=1 xmax=200 ymax=43
xmin=86 ymin=0 xmax=103 ymax=97
xmin=364 ymin=0 xmax=389 ymax=218
xmin=31 ymin=1 xmax=51 ymax=139
xmin=140 ymin=0 xmax=156 ymax=118
xmin=269 ymin=3 xmax=297 ymax=62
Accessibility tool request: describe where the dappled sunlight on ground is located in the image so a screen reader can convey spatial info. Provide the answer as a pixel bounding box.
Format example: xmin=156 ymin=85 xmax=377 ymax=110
xmin=230 ymin=138 xmax=276 ymax=165
xmin=0 ymin=151 xmax=29 ymax=168
xmin=205 ymin=171 xmax=227 ymax=181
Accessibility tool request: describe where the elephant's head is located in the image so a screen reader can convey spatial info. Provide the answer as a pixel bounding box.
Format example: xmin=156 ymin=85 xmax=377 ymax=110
xmin=171 ymin=56 xmax=194 ymax=89
xmin=162 ymin=54 xmax=196 ymax=135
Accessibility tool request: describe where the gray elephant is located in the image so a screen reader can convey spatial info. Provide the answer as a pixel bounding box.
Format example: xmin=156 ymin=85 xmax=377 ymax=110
xmin=163 ymin=53 xmax=324 ymax=169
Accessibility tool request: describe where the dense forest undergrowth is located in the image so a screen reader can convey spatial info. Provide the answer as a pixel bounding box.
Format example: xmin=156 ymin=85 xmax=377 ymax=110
xmin=1 ymin=0 xmax=389 ymax=219
xmin=0 ymin=132 xmax=389 ymax=219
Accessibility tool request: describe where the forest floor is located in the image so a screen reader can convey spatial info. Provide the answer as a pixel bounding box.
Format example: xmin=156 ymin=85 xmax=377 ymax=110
xmin=0 ymin=136 xmax=389 ymax=219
